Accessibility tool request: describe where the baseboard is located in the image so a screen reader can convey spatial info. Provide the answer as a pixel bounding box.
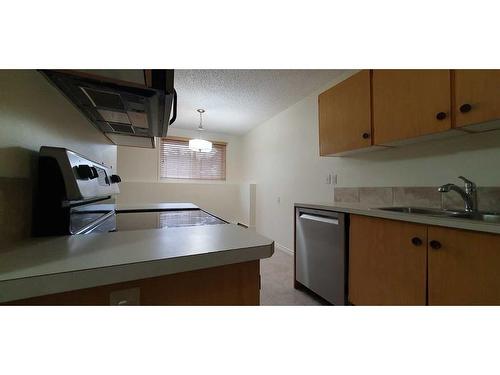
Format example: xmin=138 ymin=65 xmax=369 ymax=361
xmin=275 ymin=243 xmax=293 ymax=255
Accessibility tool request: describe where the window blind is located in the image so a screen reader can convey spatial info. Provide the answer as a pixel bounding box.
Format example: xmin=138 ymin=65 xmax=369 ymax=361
xmin=160 ymin=138 xmax=226 ymax=180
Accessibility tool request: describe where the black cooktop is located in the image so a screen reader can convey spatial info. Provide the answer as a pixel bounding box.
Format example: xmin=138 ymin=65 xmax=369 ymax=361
xmin=115 ymin=209 xmax=226 ymax=231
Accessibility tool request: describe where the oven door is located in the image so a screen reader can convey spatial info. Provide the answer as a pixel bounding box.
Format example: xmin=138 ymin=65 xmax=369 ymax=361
xmin=70 ymin=206 xmax=116 ymax=234
xmin=82 ymin=212 xmax=117 ymax=234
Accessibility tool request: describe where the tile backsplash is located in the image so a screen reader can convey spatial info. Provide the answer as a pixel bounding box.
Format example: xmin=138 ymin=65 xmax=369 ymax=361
xmin=334 ymin=186 xmax=500 ymax=211
xmin=333 ymin=187 xmax=360 ymax=203
xmin=393 ymin=187 xmax=441 ymax=209
xmin=358 ymin=187 xmax=393 ymax=206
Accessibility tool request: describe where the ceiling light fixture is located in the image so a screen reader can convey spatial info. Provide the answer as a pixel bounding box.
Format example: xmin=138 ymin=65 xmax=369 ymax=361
xmin=189 ymin=109 xmax=213 ymax=153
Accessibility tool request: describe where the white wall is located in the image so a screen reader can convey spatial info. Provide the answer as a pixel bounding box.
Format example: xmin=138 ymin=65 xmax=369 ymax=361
xmin=116 ymin=127 xmax=246 ymax=223
xmin=237 ymin=183 xmax=256 ymax=228
xmin=241 ymin=73 xmax=500 ymax=251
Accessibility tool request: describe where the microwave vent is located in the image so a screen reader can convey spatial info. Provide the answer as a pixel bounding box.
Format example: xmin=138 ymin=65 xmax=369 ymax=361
xmin=109 ymin=123 xmax=134 ymax=134
xmin=133 ymin=127 xmax=149 ymax=136
xmin=81 ymin=87 xmax=125 ymax=110
xmin=39 ymin=69 xmax=176 ymax=149
xmin=127 ymin=110 xmax=148 ymax=128
xmin=97 ymin=109 xmax=131 ymax=124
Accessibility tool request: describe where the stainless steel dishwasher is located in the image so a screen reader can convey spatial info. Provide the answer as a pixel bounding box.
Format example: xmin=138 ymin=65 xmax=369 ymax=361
xmin=295 ymin=207 xmax=347 ymax=305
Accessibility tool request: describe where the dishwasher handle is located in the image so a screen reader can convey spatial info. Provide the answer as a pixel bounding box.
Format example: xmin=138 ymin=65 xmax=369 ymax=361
xmin=299 ymin=213 xmax=339 ymax=225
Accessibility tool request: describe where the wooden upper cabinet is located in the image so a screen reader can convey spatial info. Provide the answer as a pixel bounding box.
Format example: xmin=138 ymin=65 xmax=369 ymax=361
xmin=454 ymin=70 xmax=500 ymax=129
xmin=428 ymin=226 xmax=500 ymax=306
xmin=349 ymin=215 xmax=427 ymax=306
xmin=372 ymin=70 xmax=452 ymax=145
xmin=318 ymin=70 xmax=372 ymax=155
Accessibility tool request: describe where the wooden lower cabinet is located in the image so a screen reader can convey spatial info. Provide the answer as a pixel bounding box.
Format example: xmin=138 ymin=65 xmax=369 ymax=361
xmin=428 ymin=227 xmax=500 ymax=305
xmin=350 ymin=215 xmax=500 ymax=305
xmin=349 ymin=215 xmax=427 ymax=305
xmin=5 ymin=261 xmax=260 ymax=306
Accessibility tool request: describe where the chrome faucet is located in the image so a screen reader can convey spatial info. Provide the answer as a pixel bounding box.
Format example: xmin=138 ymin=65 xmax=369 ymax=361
xmin=438 ymin=176 xmax=478 ymax=213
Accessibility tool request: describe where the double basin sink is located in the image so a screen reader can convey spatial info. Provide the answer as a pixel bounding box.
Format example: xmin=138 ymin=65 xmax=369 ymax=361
xmin=377 ymin=207 xmax=500 ymax=224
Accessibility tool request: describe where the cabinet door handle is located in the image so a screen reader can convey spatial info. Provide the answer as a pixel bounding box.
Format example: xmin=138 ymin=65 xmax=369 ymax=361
xmin=429 ymin=240 xmax=442 ymax=250
xmin=411 ymin=237 xmax=423 ymax=246
xmin=436 ymin=112 xmax=447 ymax=120
xmin=459 ymin=103 xmax=472 ymax=113
xmin=362 ymin=132 xmax=370 ymax=139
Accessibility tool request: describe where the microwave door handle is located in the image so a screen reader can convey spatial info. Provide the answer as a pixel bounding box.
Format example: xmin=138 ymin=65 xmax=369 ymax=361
xmin=299 ymin=213 xmax=338 ymax=225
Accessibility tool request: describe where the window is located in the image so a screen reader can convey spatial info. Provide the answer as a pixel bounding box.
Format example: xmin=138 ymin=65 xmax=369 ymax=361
xmin=160 ymin=137 xmax=227 ymax=180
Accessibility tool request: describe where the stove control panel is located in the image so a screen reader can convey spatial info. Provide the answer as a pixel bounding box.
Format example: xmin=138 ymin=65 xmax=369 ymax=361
xmin=75 ymin=165 xmax=112 ymax=187
xmin=39 ymin=146 xmax=120 ymax=201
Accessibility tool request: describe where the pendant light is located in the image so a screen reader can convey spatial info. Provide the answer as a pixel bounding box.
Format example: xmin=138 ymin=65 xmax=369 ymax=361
xmin=189 ymin=109 xmax=213 ymax=152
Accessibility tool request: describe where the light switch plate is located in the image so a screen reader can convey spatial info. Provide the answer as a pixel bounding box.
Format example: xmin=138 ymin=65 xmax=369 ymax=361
xmin=109 ymin=287 xmax=141 ymax=306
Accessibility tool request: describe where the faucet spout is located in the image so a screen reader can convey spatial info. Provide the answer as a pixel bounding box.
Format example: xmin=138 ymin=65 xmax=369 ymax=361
xmin=438 ymin=178 xmax=477 ymax=213
xmin=438 ymin=183 xmax=453 ymax=193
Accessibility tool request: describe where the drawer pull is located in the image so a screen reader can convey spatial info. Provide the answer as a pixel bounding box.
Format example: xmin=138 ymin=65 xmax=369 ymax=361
xmin=459 ymin=103 xmax=472 ymax=113
xmin=436 ymin=112 xmax=447 ymax=120
xmin=429 ymin=240 xmax=442 ymax=250
xmin=411 ymin=237 xmax=423 ymax=246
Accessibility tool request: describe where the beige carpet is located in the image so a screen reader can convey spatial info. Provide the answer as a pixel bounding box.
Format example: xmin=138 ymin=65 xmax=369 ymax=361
xmin=260 ymin=247 xmax=326 ymax=306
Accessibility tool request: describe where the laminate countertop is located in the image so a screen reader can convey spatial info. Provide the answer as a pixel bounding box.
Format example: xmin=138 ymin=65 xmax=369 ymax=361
xmin=0 ymin=223 xmax=274 ymax=303
xmin=295 ymin=202 xmax=500 ymax=235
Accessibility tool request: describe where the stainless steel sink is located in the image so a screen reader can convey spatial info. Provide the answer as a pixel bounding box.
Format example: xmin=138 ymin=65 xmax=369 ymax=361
xmin=451 ymin=212 xmax=500 ymax=223
xmin=377 ymin=206 xmax=500 ymax=223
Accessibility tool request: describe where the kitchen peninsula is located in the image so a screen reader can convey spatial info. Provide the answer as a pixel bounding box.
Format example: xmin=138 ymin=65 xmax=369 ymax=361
xmin=0 ymin=222 xmax=274 ymax=305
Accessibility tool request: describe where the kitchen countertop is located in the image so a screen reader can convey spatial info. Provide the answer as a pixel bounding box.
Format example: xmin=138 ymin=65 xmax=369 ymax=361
xmin=295 ymin=202 xmax=500 ymax=235
xmin=0 ymin=223 xmax=274 ymax=303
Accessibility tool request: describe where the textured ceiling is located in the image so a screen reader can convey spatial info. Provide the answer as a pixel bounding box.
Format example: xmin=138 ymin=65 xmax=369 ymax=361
xmin=172 ymin=70 xmax=346 ymax=135
xmin=79 ymin=69 xmax=347 ymax=135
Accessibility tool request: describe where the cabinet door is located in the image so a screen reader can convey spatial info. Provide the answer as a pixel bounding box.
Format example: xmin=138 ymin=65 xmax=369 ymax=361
xmin=428 ymin=226 xmax=500 ymax=305
xmin=454 ymin=70 xmax=500 ymax=129
xmin=349 ymin=215 xmax=427 ymax=305
xmin=373 ymin=70 xmax=451 ymax=145
xmin=318 ymin=70 xmax=372 ymax=155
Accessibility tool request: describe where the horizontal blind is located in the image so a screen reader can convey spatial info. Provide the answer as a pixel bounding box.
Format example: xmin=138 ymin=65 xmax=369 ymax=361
xmin=160 ymin=138 xmax=226 ymax=180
